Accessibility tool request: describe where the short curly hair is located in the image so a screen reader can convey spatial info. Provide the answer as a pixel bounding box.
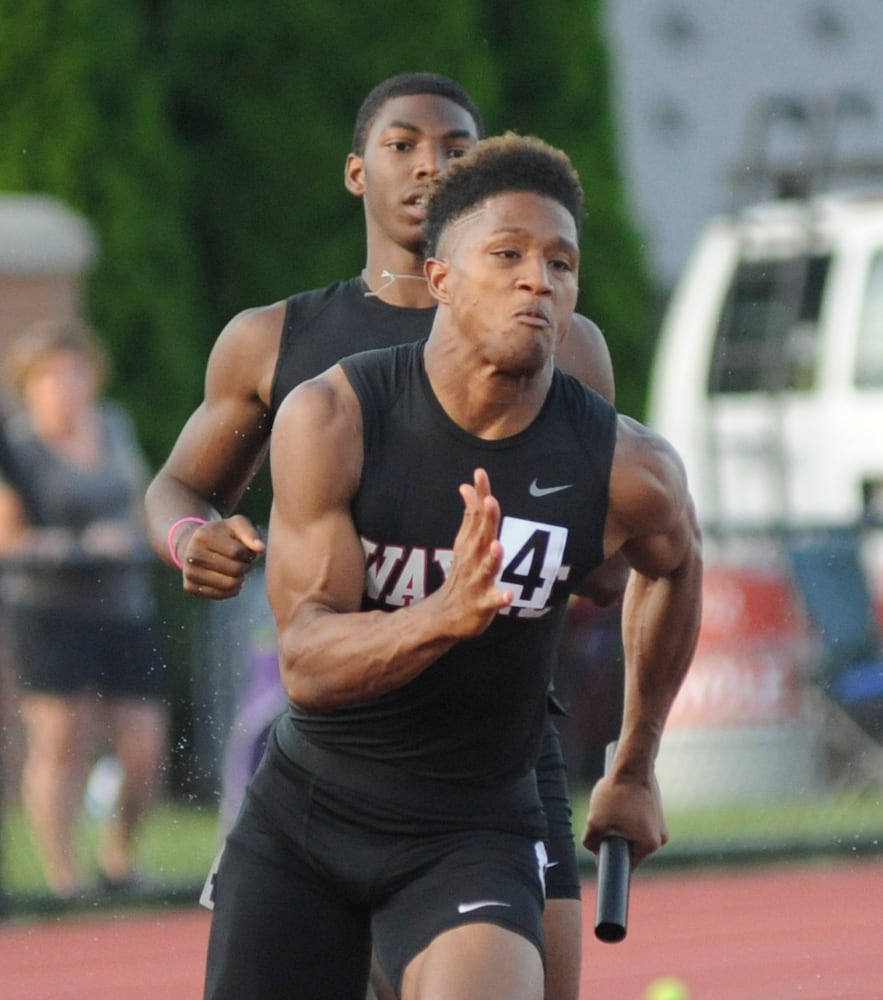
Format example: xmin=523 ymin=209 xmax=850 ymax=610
xmin=424 ymin=133 xmax=584 ymax=256
xmin=352 ymin=72 xmax=485 ymax=155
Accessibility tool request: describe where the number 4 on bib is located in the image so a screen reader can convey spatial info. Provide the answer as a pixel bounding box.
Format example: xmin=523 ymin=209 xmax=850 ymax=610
xmin=496 ymin=517 xmax=569 ymax=617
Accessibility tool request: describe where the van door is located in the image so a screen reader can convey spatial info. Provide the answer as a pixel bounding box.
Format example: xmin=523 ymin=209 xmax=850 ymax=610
xmin=703 ymin=249 xmax=831 ymax=528
xmin=825 ymin=237 xmax=883 ymax=522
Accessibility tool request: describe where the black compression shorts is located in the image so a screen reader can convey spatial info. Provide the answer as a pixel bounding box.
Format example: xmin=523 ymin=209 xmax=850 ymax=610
xmin=537 ymin=716 xmax=582 ymax=900
xmin=206 ymin=727 xmax=547 ymax=999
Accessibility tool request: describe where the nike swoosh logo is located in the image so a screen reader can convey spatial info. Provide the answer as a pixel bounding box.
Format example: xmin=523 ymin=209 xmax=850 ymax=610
xmin=457 ymin=900 xmax=513 ymax=914
xmin=529 ymin=479 xmax=573 ymax=498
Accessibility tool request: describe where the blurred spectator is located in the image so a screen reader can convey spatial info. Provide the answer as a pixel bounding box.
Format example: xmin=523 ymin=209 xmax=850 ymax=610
xmin=0 ymin=318 xmax=168 ymax=897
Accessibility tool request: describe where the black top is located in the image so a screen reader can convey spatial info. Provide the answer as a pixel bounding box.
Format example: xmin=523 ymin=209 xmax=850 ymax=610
xmin=283 ymin=342 xmax=617 ymax=787
xmin=269 ymin=276 xmax=435 ymax=416
xmin=0 ymin=403 xmax=156 ymax=621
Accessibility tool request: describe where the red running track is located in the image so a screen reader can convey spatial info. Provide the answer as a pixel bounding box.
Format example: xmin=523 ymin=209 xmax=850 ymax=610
xmin=584 ymin=857 xmax=883 ymax=999
xmin=1 ymin=858 xmax=880 ymax=999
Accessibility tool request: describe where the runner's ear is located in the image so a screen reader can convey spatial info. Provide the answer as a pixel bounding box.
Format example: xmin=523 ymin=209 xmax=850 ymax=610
xmin=344 ymin=153 xmax=366 ymax=197
xmin=424 ymin=257 xmax=451 ymax=304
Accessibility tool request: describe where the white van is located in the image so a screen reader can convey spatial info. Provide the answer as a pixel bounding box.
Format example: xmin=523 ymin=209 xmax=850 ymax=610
xmin=647 ymin=187 xmax=883 ymax=532
xmin=646 ymin=184 xmax=883 ymax=806
xmin=644 ymin=93 xmax=883 ymax=805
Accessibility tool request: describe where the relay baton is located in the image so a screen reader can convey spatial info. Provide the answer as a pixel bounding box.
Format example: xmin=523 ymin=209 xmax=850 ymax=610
xmin=594 ymin=741 xmax=631 ymax=943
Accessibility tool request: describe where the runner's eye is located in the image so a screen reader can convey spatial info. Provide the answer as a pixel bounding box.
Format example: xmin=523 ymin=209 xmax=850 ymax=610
xmin=551 ymin=258 xmax=574 ymax=272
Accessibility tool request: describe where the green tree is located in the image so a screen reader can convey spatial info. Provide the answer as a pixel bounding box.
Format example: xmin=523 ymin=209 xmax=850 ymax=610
xmin=0 ymin=0 xmax=208 ymax=460
xmin=1 ymin=0 xmax=650 ymax=456
xmin=478 ymin=0 xmax=652 ymax=417
xmin=163 ymin=0 xmax=497 ymax=339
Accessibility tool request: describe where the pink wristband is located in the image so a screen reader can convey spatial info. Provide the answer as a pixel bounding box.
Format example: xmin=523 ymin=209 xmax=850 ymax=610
xmin=168 ymin=516 xmax=208 ymax=569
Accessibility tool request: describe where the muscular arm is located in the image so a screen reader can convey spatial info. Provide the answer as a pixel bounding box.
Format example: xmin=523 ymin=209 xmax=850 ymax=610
xmin=144 ymin=302 xmax=285 ymax=596
xmin=267 ymin=368 xmax=512 ymax=711
xmin=583 ymin=417 xmax=703 ymax=866
xmin=555 ymin=311 xmax=631 ymax=606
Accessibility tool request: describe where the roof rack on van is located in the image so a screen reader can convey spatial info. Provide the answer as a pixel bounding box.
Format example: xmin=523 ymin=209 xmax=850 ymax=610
xmin=730 ymin=90 xmax=883 ymax=211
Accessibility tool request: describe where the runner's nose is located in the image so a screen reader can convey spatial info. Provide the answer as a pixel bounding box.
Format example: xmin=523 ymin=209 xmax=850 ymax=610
xmin=517 ymin=257 xmax=554 ymax=294
xmin=415 ymin=144 xmax=448 ymax=178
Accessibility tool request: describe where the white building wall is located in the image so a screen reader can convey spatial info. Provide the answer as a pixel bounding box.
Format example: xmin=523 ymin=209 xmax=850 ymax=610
xmin=604 ymin=1 xmax=883 ymax=288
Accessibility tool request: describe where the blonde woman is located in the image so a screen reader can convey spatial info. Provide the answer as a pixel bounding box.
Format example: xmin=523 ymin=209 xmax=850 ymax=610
xmin=0 ymin=319 xmax=168 ymax=896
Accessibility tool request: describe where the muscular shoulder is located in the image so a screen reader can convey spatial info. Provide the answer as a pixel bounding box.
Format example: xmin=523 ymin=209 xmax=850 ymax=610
xmin=272 ymin=366 xmax=363 ymax=502
xmin=556 ymin=312 xmax=615 ymax=404
xmin=276 ymin=365 xmax=358 ymax=429
xmin=205 ymin=299 xmax=288 ymax=407
xmin=610 ymin=417 xmax=690 ymax=539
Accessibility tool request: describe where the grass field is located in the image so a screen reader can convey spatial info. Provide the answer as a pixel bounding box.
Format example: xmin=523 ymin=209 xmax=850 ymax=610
xmin=3 ymin=782 xmax=882 ymax=903
xmin=1 ymin=799 xmax=219 ymax=899
xmin=569 ymin=784 xmax=883 ymax=867
xmin=668 ymin=794 xmax=883 ymax=848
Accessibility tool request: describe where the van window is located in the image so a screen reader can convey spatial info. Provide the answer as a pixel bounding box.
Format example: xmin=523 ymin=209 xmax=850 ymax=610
xmin=855 ymin=250 xmax=883 ymax=388
xmin=708 ymin=255 xmax=830 ymax=393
